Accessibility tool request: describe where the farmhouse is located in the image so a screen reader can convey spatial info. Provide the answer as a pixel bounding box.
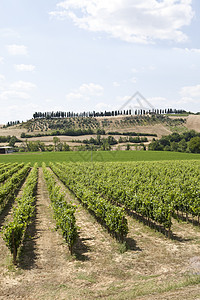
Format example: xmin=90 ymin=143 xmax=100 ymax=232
xmin=0 ymin=146 xmax=13 ymax=154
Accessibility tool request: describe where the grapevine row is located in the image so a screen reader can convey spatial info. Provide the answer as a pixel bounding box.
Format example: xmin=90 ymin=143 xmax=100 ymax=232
xmin=64 ymin=163 xmax=172 ymax=234
xmin=0 ymin=163 xmax=31 ymax=212
xmin=50 ymin=162 xmax=128 ymax=240
xmin=2 ymin=163 xmax=38 ymax=264
xmin=0 ymin=163 xmax=17 ymax=175
xmin=58 ymin=161 xmax=200 ymax=236
xmin=42 ymin=163 xmax=78 ymax=254
xmin=0 ymin=163 xmax=24 ymax=184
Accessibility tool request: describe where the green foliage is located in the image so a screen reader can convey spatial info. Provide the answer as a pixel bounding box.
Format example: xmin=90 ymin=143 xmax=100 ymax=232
xmin=81 ymin=135 xmax=118 ymax=147
xmin=148 ymin=140 xmax=164 ymax=151
xmin=8 ymin=136 xmax=18 ymax=147
xmin=63 ymin=142 xmax=70 ymax=151
xmin=2 ymin=163 xmax=38 ymax=264
xmin=25 ymin=141 xmax=45 ymax=152
xmin=0 ymin=163 xmax=31 ymax=211
xmin=53 ymin=137 xmax=60 ymax=151
xmin=50 ymin=162 xmax=128 ymax=240
xmin=0 ymin=163 xmax=17 ymax=175
xmin=149 ymin=130 xmax=200 ymax=153
xmin=21 ymin=128 xmax=94 ymax=139
xmin=51 ymin=160 xmax=200 ymax=236
xmin=0 ymin=163 xmax=24 ymax=184
xmin=188 ymin=136 xmax=200 ymax=153
xmin=0 ymin=135 xmax=19 ymax=143
xmin=107 ymin=131 xmax=157 ymax=137
xmin=42 ymin=163 xmax=77 ymax=254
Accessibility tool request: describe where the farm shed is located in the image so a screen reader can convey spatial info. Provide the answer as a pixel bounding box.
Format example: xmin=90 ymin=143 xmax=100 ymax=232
xmin=0 ymin=146 xmax=13 ymax=154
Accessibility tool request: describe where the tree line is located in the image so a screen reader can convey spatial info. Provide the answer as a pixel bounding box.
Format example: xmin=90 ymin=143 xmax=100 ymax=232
xmin=149 ymin=130 xmax=200 ymax=153
xmin=33 ymin=108 xmax=187 ymax=119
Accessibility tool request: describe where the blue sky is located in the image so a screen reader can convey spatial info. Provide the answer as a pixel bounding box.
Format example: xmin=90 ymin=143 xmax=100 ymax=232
xmin=0 ymin=0 xmax=200 ymax=123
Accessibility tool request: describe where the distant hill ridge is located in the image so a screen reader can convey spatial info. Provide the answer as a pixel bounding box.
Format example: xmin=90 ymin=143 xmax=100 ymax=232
xmin=1 ymin=114 xmax=200 ymax=141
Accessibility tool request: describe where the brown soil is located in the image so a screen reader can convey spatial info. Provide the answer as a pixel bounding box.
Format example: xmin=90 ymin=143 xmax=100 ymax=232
xmin=186 ymin=115 xmax=200 ymax=132
xmin=0 ymin=126 xmax=25 ymax=139
xmin=0 ymin=168 xmax=200 ymax=299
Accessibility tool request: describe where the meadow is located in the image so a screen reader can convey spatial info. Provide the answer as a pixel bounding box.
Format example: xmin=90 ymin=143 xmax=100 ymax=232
xmin=0 ymin=150 xmax=200 ymax=165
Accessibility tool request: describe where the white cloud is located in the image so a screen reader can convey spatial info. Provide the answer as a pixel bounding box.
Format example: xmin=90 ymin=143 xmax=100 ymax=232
xmin=50 ymin=0 xmax=194 ymax=43
xmin=116 ymin=94 xmax=158 ymax=111
xmin=0 ymin=90 xmax=30 ymax=100
xmin=185 ymin=48 xmax=200 ymax=53
xmin=131 ymin=65 xmax=156 ymax=74
xmin=148 ymin=96 xmax=167 ymax=106
xmin=113 ymin=81 xmax=120 ymax=87
xmin=130 ymin=77 xmax=137 ymax=84
xmin=14 ymin=64 xmax=35 ymax=72
xmin=10 ymin=81 xmax=36 ymax=91
xmin=79 ymin=83 xmax=103 ymax=96
xmin=0 ymin=102 xmax=39 ymax=123
xmin=95 ymin=102 xmax=112 ymax=110
xmin=0 ymin=75 xmax=6 ymax=92
xmin=180 ymin=84 xmax=200 ymax=98
xmin=0 ymin=80 xmax=36 ymax=102
xmin=0 ymin=57 xmax=4 ymax=64
xmin=174 ymin=48 xmax=200 ymax=53
xmin=66 ymin=83 xmax=104 ymax=101
xmin=45 ymin=98 xmax=54 ymax=103
xmin=7 ymin=44 xmax=28 ymax=55
xmin=65 ymin=92 xmax=82 ymax=101
xmin=131 ymin=68 xmax=138 ymax=73
xmin=149 ymin=65 xmax=156 ymax=71
xmin=178 ymin=84 xmax=200 ymax=108
xmin=116 ymin=95 xmax=132 ymax=103
xmin=0 ymin=74 xmax=5 ymax=81
xmin=0 ymin=28 xmax=20 ymax=38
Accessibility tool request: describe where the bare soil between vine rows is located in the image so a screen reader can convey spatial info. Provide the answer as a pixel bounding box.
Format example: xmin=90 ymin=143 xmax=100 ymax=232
xmin=0 ymin=167 xmax=200 ymax=299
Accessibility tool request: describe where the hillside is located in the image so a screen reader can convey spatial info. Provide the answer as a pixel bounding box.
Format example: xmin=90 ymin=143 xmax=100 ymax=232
xmin=0 ymin=114 xmax=199 ymax=150
xmin=185 ymin=115 xmax=200 ymax=132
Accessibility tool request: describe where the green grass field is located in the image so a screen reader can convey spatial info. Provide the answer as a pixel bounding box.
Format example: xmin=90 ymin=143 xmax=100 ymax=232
xmin=0 ymin=150 xmax=200 ymax=165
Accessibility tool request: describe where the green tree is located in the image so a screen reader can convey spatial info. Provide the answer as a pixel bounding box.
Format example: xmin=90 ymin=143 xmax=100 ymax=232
xmin=188 ymin=136 xmax=200 ymax=153
xmin=101 ymin=140 xmax=111 ymax=151
xmin=63 ymin=142 xmax=70 ymax=151
xmin=20 ymin=132 xmax=26 ymax=138
xmin=170 ymin=141 xmax=178 ymax=152
xmin=148 ymin=140 xmax=164 ymax=151
xmin=46 ymin=145 xmax=54 ymax=152
xmin=164 ymin=145 xmax=171 ymax=151
xmin=107 ymin=136 xmax=118 ymax=145
xmin=53 ymin=137 xmax=60 ymax=151
xmin=26 ymin=141 xmax=43 ymax=152
xmin=8 ymin=136 xmax=17 ymax=147
xmin=97 ymin=134 xmax=101 ymax=145
xmin=57 ymin=142 xmax=63 ymax=151
xmin=177 ymin=139 xmax=187 ymax=152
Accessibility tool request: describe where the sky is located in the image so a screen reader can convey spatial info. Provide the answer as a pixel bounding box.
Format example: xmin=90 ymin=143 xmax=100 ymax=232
xmin=0 ymin=0 xmax=200 ymax=124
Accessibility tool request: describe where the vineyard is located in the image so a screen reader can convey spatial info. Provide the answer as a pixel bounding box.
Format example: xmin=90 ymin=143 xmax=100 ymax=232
xmin=0 ymin=160 xmax=200 ymax=299
xmin=50 ymin=161 xmax=200 ymax=237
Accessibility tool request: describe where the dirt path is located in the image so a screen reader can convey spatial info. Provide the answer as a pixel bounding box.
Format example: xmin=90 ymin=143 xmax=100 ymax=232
xmin=0 ymin=168 xmax=75 ymax=299
xmin=0 ymin=168 xmax=123 ymax=299
xmin=47 ymin=167 xmax=119 ymax=260
xmin=0 ymin=167 xmax=200 ymax=299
